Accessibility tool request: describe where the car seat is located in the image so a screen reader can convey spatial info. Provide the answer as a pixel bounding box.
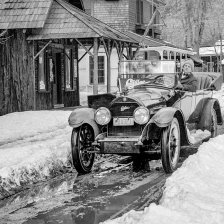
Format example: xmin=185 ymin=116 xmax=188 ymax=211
xmin=193 ymin=73 xmax=212 ymax=90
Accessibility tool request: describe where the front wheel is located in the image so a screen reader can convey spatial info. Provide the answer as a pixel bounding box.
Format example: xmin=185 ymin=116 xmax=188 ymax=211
xmin=161 ymin=117 xmax=181 ymax=173
xmin=71 ymin=124 xmax=95 ymax=174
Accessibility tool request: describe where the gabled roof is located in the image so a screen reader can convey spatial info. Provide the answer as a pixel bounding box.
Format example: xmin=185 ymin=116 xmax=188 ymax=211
xmin=126 ymin=31 xmax=193 ymax=55
xmin=28 ymin=0 xmax=137 ymax=43
xmin=126 ymin=31 xmax=162 ymax=47
xmin=146 ymin=0 xmax=166 ymax=6
xmin=0 ymin=0 xmax=53 ymax=29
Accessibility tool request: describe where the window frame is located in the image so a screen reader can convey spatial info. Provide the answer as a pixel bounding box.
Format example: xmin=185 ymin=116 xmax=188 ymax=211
xmin=37 ymin=50 xmax=49 ymax=92
xmin=136 ymin=0 xmax=143 ymax=24
xmin=65 ymin=48 xmax=73 ymax=91
xmin=89 ymin=55 xmax=105 ymax=85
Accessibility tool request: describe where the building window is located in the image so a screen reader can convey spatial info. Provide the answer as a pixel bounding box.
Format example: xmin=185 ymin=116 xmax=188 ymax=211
xmin=89 ymin=56 xmax=105 ymax=85
xmin=136 ymin=0 xmax=143 ymax=24
xmin=38 ymin=51 xmax=48 ymax=91
xmin=65 ymin=48 xmax=73 ymax=90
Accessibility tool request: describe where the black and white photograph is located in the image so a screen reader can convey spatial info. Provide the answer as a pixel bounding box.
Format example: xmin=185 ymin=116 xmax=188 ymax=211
xmin=1 ymin=0 xmax=224 ymax=223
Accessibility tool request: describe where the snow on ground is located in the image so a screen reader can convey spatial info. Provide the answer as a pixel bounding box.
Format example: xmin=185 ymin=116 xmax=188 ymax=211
xmin=103 ymin=135 xmax=224 ymax=224
xmin=0 ymin=111 xmax=71 ymax=145
xmin=0 ymin=110 xmax=73 ymax=199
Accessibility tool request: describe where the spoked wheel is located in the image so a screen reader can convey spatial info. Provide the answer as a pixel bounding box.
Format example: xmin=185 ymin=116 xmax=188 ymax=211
xmin=210 ymin=109 xmax=218 ymax=138
xmin=161 ymin=117 xmax=181 ymax=173
xmin=71 ymin=124 xmax=95 ymax=174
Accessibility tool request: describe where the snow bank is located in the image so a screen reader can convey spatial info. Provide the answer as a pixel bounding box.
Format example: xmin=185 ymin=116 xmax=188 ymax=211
xmin=187 ymin=129 xmax=211 ymax=144
xmin=0 ymin=110 xmax=71 ymax=145
xmin=0 ymin=110 xmax=73 ymax=199
xmin=103 ymin=135 xmax=224 ymax=224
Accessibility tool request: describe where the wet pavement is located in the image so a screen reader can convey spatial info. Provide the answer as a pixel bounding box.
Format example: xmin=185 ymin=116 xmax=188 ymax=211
xmin=0 ymin=159 xmax=167 ymax=224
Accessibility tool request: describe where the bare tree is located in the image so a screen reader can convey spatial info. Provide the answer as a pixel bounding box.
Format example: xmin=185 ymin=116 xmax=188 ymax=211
xmin=205 ymin=0 xmax=224 ymax=73
xmin=163 ymin=0 xmax=211 ymax=55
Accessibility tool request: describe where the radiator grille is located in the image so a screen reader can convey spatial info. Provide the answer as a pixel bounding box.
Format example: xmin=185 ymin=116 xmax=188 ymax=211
xmin=107 ymin=120 xmax=142 ymax=137
xmin=108 ymin=100 xmax=143 ymax=136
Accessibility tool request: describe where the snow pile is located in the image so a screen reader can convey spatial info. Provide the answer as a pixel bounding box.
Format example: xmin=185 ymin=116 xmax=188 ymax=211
xmin=187 ymin=129 xmax=211 ymax=144
xmin=0 ymin=110 xmax=71 ymax=145
xmin=0 ymin=110 xmax=73 ymax=199
xmin=103 ymin=135 xmax=224 ymax=224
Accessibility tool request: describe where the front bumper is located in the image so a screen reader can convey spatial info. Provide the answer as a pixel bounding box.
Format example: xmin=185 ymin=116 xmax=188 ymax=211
xmin=97 ymin=137 xmax=142 ymax=154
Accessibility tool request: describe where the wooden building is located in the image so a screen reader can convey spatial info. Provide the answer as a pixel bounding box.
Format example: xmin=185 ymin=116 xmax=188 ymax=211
xmin=82 ymin=0 xmax=164 ymax=38
xmin=0 ymin=0 xmax=137 ymax=115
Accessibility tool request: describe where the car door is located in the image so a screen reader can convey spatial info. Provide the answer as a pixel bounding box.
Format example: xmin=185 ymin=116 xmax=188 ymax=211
xmin=189 ymin=89 xmax=213 ymax=124
xmin=173 ymin=91 xmax=194 ymax=121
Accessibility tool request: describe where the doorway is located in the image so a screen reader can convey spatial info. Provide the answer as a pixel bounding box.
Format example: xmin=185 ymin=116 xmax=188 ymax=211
xmin=53 ymin=53 xmax=63 ymax=107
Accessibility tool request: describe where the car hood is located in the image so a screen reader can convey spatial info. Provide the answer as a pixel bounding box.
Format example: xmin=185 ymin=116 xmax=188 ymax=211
xmin=126 ymin=87 xmax=170 ymax=107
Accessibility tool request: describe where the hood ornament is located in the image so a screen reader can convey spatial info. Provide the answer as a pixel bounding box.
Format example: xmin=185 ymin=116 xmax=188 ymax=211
xmin=121 ymin=106 xmax=130 ymax=112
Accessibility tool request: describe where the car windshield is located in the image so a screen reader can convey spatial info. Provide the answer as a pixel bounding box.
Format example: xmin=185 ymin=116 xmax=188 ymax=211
xmin=118 ymin=60 xmax=178 ymax=90
xmin=133 ymin=73 xmax=177 ymax=89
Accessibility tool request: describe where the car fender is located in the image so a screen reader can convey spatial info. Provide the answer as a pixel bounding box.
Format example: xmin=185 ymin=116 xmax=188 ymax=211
xmin=189 ymin=97 xmax=223 ymax=125
xmin=148 ymin=107 xmax=181 ymax=127
xmin=141 ymin=107 xmax=190 ymax=146
xmin=198 ymin=98 xmax=223 ymax=129
xmin=68 ymin=107 xmax=100 ymax=137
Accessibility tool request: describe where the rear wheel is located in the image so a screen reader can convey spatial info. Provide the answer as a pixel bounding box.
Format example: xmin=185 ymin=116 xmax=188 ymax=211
xmin=210 ymin=108 xmax=218 ymax=138
xmin=161 ymin=117 xmax=181 ymax=173
xmin=198 ymin=107 xmax=218 ymax=138
xmin=71 ymin=124 xmax=95 ymax=174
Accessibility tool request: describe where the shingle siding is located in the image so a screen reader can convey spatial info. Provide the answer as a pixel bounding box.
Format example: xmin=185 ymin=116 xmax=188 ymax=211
xmin=93 ymin=0 xmax=131 ymax=32
xmin=0 ymin=0 xmax=53 ymax=29
xmin=129 ymin=0 xmax=137 ymax=32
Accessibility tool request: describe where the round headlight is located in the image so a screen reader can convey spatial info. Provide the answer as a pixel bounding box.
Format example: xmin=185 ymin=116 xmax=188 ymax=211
xmin=133 ymin=106 xmax=149 ymax=125
xmin=95 ymin=107 xmax=111 ymax=125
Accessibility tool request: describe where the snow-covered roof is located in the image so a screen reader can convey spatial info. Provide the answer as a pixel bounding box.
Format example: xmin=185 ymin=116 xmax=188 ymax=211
xmin=200 ymin=46 xmax=224 ymax=56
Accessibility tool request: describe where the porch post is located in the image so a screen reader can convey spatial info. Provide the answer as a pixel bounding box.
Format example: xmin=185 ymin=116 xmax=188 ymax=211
xmin=107 ymin=53 xmax=111 ymax=93
xmin=32 ymin=41 xmax=36 ymax=110
xmin=102 ymin=38 xmax=112 ymax=93
xmin=93 ymin=37 xmax=98 ymax=95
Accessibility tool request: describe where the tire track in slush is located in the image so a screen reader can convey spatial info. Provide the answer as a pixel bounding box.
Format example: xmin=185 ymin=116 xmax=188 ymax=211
xmin=21 ymin=165 xmax=168 ymax=224
xmin=0 ymin=141 xmax=207 ymax=224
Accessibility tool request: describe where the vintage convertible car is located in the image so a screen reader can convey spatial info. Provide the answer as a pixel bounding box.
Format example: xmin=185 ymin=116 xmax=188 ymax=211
xmin=68 ymin=60 xmax=223 ymax=174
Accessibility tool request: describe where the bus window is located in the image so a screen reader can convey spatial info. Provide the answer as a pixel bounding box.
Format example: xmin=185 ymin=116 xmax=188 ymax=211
xmin=148 ymin=50 xmax=160 ymax=60
xmin=182 ymin=54 xmax=185 ymax=59
xmin=135 ymin=51 xmax=145 ymax=60
xmin=169 ymin=51 xmax=174 ymax=60
xmin=163 ymin=50 xmax=168 ymax=60
xmin=145 ymin=52 xmax=148 ymax=60
xmin=176 ymin=53 xmax=181 ymax=72
xmin=176 ymin=52 xmax=180 ymax=61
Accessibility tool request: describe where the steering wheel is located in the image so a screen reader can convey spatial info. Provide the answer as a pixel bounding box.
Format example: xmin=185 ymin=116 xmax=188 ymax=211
xmin=151 ymin=75 xmax=164 ymax=84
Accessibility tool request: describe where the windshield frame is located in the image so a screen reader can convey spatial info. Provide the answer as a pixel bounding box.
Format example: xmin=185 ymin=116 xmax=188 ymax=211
xmin=118 ymin=60 xmax=178 ymax=91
